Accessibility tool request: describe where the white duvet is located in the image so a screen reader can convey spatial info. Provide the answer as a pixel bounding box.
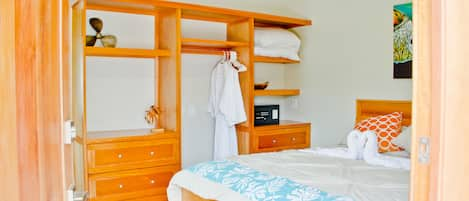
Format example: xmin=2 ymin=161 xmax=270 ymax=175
xmin=168 ymin=150 xmax=409 ymax=201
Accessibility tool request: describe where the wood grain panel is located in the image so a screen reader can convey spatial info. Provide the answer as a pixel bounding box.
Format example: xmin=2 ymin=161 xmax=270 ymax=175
xmin=85 ymin=0 xmax=312 ymax=28
xmin=228 ymin=18 xmax=254 ymax=154
xmin=72 ymin=0 xmax=89 ymax=191
xmin=158 ymin=8 xmax=181 ymax=133
xmin=254 ymin=89 xmax=300 ymax=96
xmin=36 ymin=0 xmax=69 ymax=199
xmin=88 ymin=166 xmax=178 ymax=201
xmin=0 ymin=0 xmax=19 ymax=200
xmin=254 ymin=56 xmax=300 ymax=64
xmin=355 ymin=99 xmax=412 ymax=127
xmin=128 ymin=195 xmax=169 ymax=201
xmin=258 ymin=132 xmax=307 ymax=149
xmin=182 ymin=189 xmax=215 ymax=201
xmin=87 ymin=139 xmax=179 ymax=174
xmin=15 ymin=0 xmax=40 ymax=199
xmin=411 ymin=1 xmax=433 ymax=200
xmin=182 ymin=38 xmax=249 ymax=48
xmin=85 ymin=47 xmax=171 ymax=58
xmin=253 ymin=123 xmax=310 ymax=153
xmin=227 ymin=19 xmax=253 ymax=124
xmin=428 ymin=0 xmax=469 ymax=200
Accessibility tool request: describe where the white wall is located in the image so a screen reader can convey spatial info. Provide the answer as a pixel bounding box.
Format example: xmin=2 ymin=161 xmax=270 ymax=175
xmin=283 ymin=0 xmax=412 ymax=146
xmin=86 ymin=11 xmax=155 ymax=131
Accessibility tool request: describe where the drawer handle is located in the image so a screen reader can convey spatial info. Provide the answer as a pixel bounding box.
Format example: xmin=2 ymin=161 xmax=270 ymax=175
xmin=291 ymin=137 xmax=297 ymax=141
xmin=150 ymin=179 xmax=156 ymax=184
xmin=117 ymin=154 xmax=123 ymax=159
xmin=272 ymin=139 xmax=277 ymax=144
xmin=119 ymin=184 xmax=124 ymax=189
xmin=150 ymin=151 xmax=155 ymax=156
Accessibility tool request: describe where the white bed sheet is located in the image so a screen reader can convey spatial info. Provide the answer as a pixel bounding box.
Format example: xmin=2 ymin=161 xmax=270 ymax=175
xmin=168 ymin=150 xmax=409 ymax=201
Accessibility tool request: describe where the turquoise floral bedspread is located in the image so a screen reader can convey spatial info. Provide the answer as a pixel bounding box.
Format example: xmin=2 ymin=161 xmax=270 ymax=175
xmin=187 ymin=160 xmax=353 ymax=201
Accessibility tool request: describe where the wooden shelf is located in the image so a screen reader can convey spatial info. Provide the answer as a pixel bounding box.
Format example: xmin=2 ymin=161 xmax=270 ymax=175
xmin=254 ymin=56 xmax=300 ymax=64
xmin=182 ymin=38 xmax=248 ymax=48
xmin=254 ymin=89 xmax=300 ymax=96
xmin=182 ymin=38 xmax=249 ymax=55
xmin=254 ymin=120 xmax=310 ymax=130
xmin=87 ymin=0 xmax=312 ymax=28
xmin=85 ymin=47 xmax=171 ymax=58
xmin=86 ymin=129 xmax=177 ymax=144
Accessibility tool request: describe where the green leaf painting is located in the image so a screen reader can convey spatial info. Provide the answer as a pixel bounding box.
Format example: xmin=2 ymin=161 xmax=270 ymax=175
xmin=393 ymin=3 xmax=413 ymax=64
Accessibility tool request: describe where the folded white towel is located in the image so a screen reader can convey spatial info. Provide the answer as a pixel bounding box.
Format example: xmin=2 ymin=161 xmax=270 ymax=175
xmin=304 ymin=130 xmax=367 ymax=160
xmin=348 ymin=130 xmax=367 ymax=160
xmin=363 ymin=131 xmax=411 ymax=170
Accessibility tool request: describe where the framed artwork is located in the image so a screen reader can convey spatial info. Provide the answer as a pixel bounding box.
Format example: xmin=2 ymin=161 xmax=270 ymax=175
xmin=393 ymin=3 xmax=413 ymax=79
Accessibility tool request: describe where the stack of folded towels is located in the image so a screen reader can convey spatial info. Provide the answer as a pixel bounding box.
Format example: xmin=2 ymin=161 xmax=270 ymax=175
xmin=305 ymin=130 xmax=410 ymax=170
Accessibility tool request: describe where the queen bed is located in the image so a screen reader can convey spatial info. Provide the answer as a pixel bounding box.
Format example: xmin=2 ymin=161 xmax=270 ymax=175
xmin=167 ymin=100 xmax=412 ymax=201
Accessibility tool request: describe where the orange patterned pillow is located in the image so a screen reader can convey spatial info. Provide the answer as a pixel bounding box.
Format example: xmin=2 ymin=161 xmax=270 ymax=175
xmin=354 ymin=112 xmax=404 ymax=153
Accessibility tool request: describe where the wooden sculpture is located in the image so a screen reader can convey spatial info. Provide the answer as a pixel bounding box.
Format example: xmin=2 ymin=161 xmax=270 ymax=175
xmin=145 ymin=105 xmax=164 ymax=133
xmin=86 ymin=17 xmax=117 ymax=48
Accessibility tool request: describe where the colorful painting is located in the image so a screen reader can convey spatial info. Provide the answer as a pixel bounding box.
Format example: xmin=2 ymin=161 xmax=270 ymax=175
xmin=393 ymin=3 xmax=413 ymax=79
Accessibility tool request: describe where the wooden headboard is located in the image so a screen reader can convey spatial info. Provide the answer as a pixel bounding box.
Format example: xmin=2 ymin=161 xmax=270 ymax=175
xmin=356 ymin=99 xmax=412 ymax=126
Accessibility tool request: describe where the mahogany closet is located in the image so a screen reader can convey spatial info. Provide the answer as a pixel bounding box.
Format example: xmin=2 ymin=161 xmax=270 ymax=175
xmin=71 ymin=0 xmax=312 ymax=200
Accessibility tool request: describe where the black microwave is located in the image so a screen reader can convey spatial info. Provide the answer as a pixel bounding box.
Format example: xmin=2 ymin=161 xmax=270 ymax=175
xmin=254 ymin=105 xmax=279 ymax=126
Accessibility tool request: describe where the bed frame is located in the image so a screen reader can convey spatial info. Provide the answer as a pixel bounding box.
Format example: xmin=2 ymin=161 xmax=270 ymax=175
xmin=180 ymin=99 xmax=412 ymax=201
xmin=356 ymin=99 xmax=412 ymax=126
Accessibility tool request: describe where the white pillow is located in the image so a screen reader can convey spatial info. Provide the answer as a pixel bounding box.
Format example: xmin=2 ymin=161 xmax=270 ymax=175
xmin=392 ymin=126 xmax=412 ymax=153
xmin=254 ymin=27 xmax=301 ymax=60
xmin=255 ymin=27 xmax=301 ymax=48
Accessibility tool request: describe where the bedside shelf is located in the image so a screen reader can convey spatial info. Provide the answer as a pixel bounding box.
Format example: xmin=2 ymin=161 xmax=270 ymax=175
xmin=85 ymin=47 xmax=171 ymax=58
xmin=254 ymin=56 xmax=300 ymax=64
xmin=254 ymin=89 xmax=300 ymax=96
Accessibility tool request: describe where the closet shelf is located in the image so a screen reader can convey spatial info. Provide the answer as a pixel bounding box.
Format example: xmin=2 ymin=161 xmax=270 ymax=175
xmin=85 ymin=47 xmax=171 ymax=58
xmin=254 ymin=89 xmax=300 ymax=96
xmin=181 ymin=38 xmax=248 ymax=54
xmin=254 ymin=56 xmax=300 ymax=64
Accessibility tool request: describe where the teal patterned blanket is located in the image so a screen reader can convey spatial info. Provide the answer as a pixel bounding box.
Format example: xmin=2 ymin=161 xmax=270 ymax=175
xmin=187 ymin=160 xmax=353 ymax=201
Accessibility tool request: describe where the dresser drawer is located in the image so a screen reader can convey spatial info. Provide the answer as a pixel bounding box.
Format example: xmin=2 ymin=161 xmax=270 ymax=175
xmin=88 ymin=166 xmax=177 ymax=201
xmin=254 ymin=124 xmax=310 ymax=152
xmin=87 ymin=138 xmax=179 ymax=174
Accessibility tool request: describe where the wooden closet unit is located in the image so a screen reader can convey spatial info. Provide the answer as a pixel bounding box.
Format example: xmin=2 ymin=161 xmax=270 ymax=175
xmin=71 ymin=1 xmax=311 ymax=200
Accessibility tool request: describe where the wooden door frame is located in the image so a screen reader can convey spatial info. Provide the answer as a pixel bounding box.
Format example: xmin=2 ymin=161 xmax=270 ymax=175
xmin=410 ymin=0 xmax=435 ymax=200
xmin=412 ymin=0 xmax=469 ymax=200
xmin=0 ymin=0 xmax=20 ymax=200
xmin=0 ymin=0 xmax=70 ymax=200
xmin=4 ymin=0 xmax=466 ymax=200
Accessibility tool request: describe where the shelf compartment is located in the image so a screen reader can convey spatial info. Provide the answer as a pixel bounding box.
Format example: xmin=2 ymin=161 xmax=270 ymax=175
xmin=254 ymin=56 xmax=300 ymax=64
xmin=254 ymin=89 xmax=300 ymax=96
xmin=85 ymin=47 xmax=171 ymax=58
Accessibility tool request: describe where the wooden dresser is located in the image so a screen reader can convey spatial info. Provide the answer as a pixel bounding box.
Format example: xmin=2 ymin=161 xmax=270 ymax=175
xmin=71 ymin=1 xmax=182 ymax=200
xmin=85 ymin=131 xmax=180 ymax=201
xmin=239 ymin=120 xmax=311 ymax=154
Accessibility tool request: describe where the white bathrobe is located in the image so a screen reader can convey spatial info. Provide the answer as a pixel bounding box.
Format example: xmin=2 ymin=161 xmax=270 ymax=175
xmin=209 ymin=58 xmax=247 ymax=161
